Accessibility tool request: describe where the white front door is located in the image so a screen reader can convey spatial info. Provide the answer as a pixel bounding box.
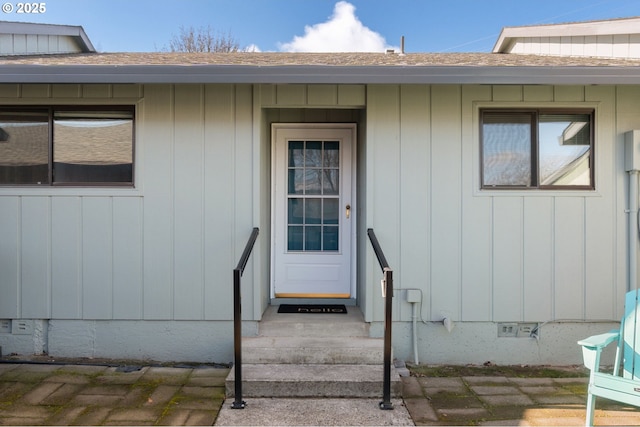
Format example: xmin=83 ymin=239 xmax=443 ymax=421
xmin=271 ymin=124 xmax=355 ymax=298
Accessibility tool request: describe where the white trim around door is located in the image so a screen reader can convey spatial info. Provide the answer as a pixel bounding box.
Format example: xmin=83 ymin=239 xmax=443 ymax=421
xmin=271 ymin=123 xmax=357 ymax=299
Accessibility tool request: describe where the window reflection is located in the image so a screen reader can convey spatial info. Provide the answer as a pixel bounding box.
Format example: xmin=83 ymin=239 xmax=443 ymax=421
xmin=0 ymin=111 xmax=49 ymax=185
xmin=54 ymin=111 xmax=133 ymax=183
xmin=482 ymin=113 xmax=532 ymax=187
xmin=287 ymin=140 xmax=341 ymax=252
xmin=539 ymin=114 xmax=591 ymax=186
xmin=481 ymin=110 xmax=593 ymax=189
xmin=0 ymin=108 xmax=134 ymax=186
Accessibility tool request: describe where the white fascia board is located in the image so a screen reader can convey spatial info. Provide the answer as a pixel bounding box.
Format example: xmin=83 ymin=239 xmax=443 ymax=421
xmin=74 ymin=29 xmax=95 ymax=53
xmin=0 ymin=64 xmax=639 ymax=85
xmin=1 ymin=22 xmax=73 ymax=36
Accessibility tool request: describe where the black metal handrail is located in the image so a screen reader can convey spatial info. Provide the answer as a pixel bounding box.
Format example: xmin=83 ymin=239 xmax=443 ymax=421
xmin=367 ymin=228 xmax=394 ymax=410
xmin=232 ymin=227 xmax=259 ymax=409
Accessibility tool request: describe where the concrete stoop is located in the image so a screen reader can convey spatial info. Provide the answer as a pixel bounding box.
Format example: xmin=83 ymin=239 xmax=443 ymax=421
xmin=225 ymin=364 xmax=402 ymax=398
xmin=224 ymin=305 xmax=402 ymax=399
xmin=241 ymin=336 xmax=385 ymax=364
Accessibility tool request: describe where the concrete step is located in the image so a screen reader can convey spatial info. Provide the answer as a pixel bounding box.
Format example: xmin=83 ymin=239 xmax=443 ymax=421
xmin=242 ymin=336 xmax=384 ymax=364
xmin=225 ymin=364 xmax=402 ymax=398
xmin=258 ymin=306 xmax=369 ymax=337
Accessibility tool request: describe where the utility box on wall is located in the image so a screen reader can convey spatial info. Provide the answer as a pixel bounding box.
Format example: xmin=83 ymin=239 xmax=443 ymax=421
xmin=625 ymin=130 xmax=640 ymax=172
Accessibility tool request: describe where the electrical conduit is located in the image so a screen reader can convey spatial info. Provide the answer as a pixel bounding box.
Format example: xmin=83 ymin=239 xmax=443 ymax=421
xmin=630 ymin=169 xmax=639 ymax=291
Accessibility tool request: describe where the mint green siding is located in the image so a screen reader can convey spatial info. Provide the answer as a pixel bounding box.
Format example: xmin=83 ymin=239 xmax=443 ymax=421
xmin=0 ymin=82 xmax=637 ymax=331
xmin=364 ymin=84 xmax=632 ymax=326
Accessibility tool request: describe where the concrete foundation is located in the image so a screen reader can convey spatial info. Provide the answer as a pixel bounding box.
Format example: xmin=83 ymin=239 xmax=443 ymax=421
xmin=386 ymin=320 xmax=619 ymax=366
xmin=0 ymin=318 xmax=618 ymax=365
xmin=0 ymin=319 xmax=259 ymax=363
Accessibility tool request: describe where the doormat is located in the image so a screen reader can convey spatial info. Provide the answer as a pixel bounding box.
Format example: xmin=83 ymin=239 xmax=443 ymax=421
xmin=277 ymin=304 xmax=347 ymax=314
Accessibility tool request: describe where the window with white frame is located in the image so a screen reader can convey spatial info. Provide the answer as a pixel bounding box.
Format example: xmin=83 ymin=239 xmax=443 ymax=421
xmin=480 ymin=109 xmax=594 ymax=189
xmin=0 ymin=106 xmax=134 ymax=186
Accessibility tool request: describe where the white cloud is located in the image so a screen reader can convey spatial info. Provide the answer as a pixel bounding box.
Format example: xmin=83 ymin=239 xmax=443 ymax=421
xmin=244 ymin=43 xmax=262 ymax=52
xmin=279 ymin=1 xmax=397 ymax=53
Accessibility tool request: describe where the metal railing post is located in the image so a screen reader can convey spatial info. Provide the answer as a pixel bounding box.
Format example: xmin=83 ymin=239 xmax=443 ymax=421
xmin=231 ymin=268 xmax=245 ymax=409
xmin=231 ymin=227 xmax=259 ymax=410
xmin=367 ymin=228 xmax=394 ymax=410
xmin=380 ymin=267 xmax=394 ymax=410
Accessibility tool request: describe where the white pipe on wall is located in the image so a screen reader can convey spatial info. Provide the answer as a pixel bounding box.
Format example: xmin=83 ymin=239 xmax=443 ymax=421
xmin=630 ymin=170 xmax=639 ymax=291
xmin=411 ymin=301 xmax=419 ymax=364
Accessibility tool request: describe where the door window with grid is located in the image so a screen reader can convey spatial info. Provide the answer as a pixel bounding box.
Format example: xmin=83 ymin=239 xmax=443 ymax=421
xmin=287 ymin=140 xmax=340 ymax=252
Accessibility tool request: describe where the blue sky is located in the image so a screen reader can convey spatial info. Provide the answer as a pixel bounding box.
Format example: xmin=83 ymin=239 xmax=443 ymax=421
xmin=3 ymin=0 xmax=640 ymax=53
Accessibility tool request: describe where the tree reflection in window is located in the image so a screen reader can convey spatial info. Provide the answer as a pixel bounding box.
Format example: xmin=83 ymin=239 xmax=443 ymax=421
xmin=287 ymin=140 xmax=340 ymax=251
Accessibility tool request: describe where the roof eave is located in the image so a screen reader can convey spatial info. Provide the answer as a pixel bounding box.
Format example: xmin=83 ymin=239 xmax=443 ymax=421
xmin=492 ymin=29 xmax=509 ymax=53
xmin=0 ymin=64 xmax=639 ymax=85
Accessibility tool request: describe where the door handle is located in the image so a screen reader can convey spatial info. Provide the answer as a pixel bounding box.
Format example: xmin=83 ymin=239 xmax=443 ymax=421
xmin=346 ymin=204 xmax=351 ymax=219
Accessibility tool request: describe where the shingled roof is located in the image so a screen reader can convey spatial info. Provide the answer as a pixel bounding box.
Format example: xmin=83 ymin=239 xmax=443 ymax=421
xmin=0 ymin=51 xmax=639 ymax=85
xmin=4 ymin=51 xmax=640 ymax=66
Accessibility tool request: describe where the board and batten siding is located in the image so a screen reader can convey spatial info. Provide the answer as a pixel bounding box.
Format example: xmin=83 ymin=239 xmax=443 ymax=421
xmin=0 ymin=83 xmax=257 ymax=322
xmin=366 ymin=84 xmax=630 ymax=325
xmin=507 ymin=35 xmax=640 ymax=58
xmin=141 ymin=84 xmax=255 ymax=321
xmin=0 ymin=82 xmax=635 ymax=328
xmin=0 ymin=34 xmax=83 ymax=55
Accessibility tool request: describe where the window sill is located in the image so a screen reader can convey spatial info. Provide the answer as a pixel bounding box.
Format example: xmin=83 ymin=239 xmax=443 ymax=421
xmin=475 ymin=187 xmax=601 ymax=198
xmin=0 ymin=186 xmax=142 ymax=197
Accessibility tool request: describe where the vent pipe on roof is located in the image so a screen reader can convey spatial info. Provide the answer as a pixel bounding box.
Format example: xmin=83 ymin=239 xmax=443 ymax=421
xmin=386 ymin=37 xmax=405 ymax=55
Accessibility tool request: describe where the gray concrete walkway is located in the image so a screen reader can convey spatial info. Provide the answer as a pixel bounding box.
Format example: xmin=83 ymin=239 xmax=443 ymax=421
xmin=1 ymin=362 xmax=640 ymax=426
